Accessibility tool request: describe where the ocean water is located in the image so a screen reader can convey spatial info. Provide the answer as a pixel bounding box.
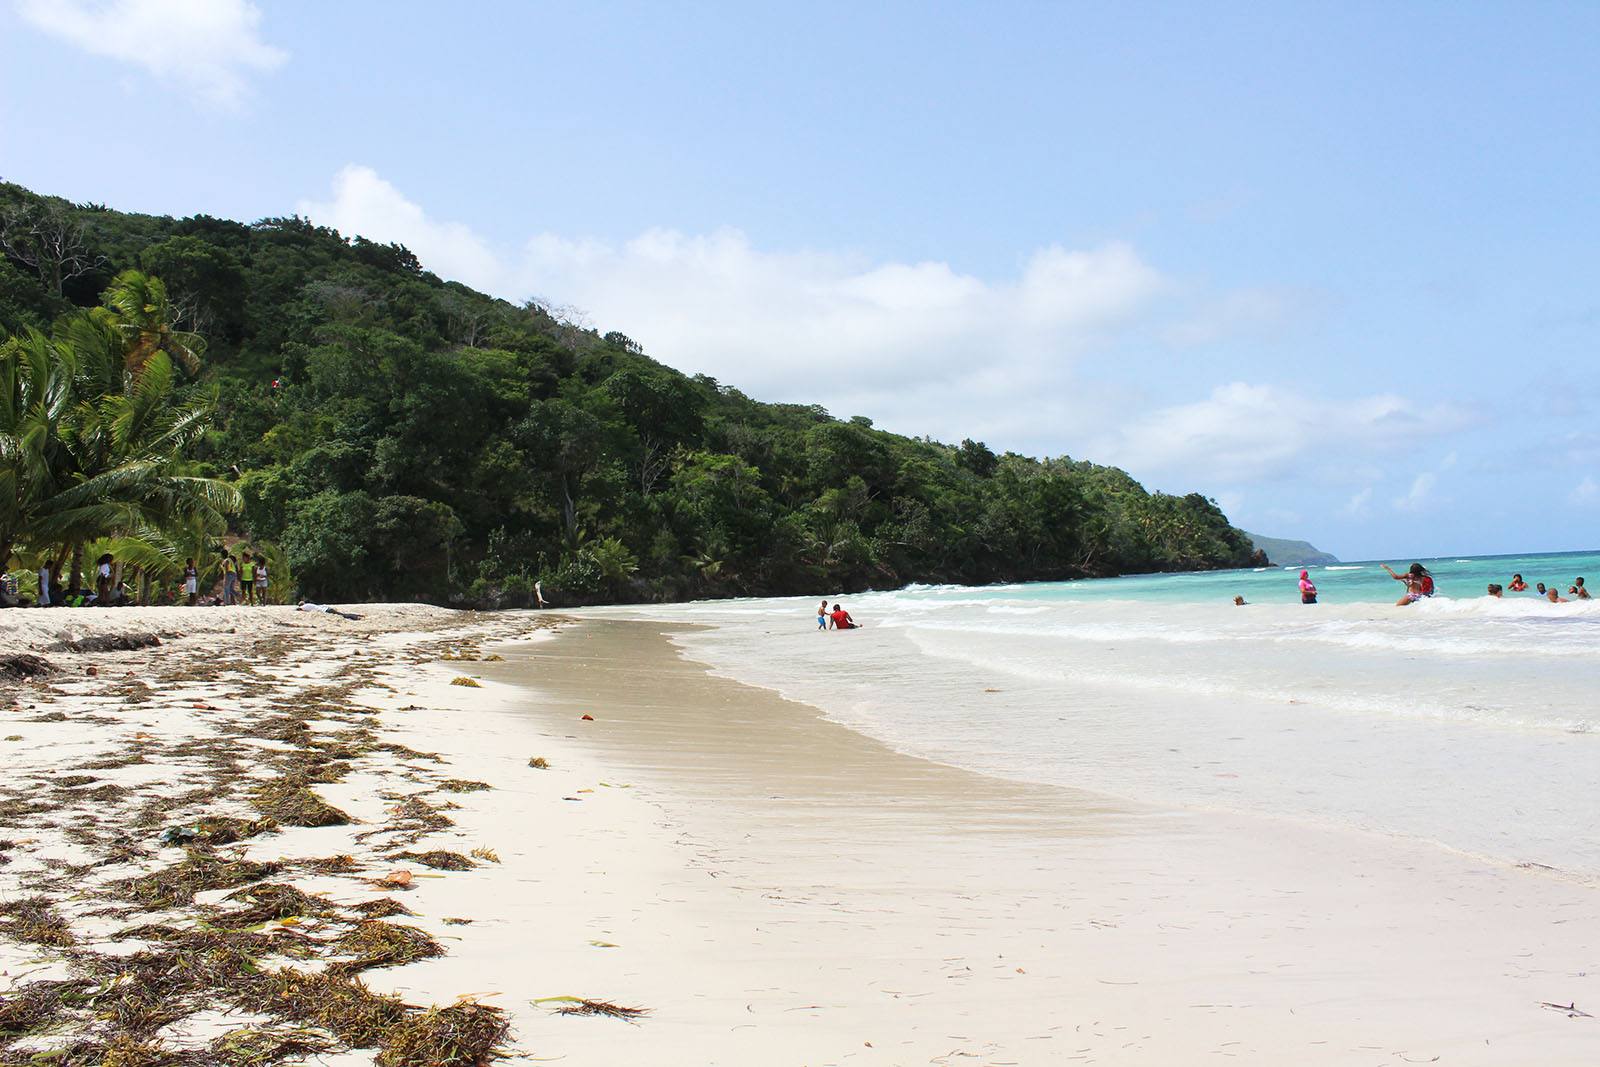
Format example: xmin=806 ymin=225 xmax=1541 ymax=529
xmin=573 ymin=550 xmax=1600 ymax=881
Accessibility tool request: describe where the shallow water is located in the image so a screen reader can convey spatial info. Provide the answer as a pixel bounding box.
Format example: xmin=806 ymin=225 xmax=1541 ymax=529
xmin=574 ymin=550 xmax=1600 ymax=880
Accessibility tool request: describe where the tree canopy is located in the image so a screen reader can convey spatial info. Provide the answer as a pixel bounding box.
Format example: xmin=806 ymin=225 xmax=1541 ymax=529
xmin=0 ymin=181 xmax=1257 ymax=605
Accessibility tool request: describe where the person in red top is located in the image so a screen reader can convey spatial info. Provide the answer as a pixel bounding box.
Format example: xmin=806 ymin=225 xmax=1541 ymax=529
xmin=1382 ymin=562 xmax=1434 ymax=605
xmin=829 ymin=603 xmax=859 ymax=629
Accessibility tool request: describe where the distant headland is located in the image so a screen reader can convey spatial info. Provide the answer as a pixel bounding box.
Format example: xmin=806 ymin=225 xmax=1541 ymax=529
xmin=1246 ymin=533 xmax=1340 ymax=567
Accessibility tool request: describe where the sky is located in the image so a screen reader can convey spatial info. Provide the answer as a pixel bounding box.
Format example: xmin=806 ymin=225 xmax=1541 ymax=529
xmin=2 ymin=1 xmax=1596 ymax=561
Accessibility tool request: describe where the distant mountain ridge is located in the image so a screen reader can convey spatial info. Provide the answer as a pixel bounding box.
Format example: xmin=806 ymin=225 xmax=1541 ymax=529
xmin=1246 ymin=533 xmax=1340 ymax=567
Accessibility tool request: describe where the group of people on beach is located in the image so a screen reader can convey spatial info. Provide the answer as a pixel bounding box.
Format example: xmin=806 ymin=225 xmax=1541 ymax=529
xmin=1486 ymin=573 xmax=1590 ymax=602
xmin=31 ymin=553 xmax=127 ymax=608
xmin=21 ymin=549 xmax=273 ymax=609
xmin=213 ymin=551 xmax=270 ymax=606
xmin=818 ymin=600 xmax=859 ymax=629
xmin=1281 ymin=563 xmax=1591 ymax=606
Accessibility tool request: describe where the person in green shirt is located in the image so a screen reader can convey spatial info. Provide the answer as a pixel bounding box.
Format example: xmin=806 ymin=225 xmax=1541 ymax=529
xmin=239 ymin=552 xmax=257 ymax=605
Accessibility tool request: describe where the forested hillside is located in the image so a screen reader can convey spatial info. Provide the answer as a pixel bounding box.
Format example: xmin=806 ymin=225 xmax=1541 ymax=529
xmin=0 ymin=181 xmax=1257 ymax=605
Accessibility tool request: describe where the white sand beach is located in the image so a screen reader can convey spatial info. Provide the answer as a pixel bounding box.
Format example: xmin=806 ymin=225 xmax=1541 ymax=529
xmin=2 ymin=607 xmax=1596 ymax=1065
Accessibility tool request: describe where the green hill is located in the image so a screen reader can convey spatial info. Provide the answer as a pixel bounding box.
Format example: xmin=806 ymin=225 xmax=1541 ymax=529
xmin=1247 ymin=533 xmax=1340 ymax=567
xmin=0 ymin=180 xmax=1258 ymax=604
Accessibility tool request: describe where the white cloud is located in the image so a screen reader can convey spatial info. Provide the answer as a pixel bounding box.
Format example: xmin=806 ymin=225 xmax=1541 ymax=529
xmin=17 ymin=0 xmax=286 ymax=108
xmin=1568 ymin=476 xmax=1599 ymax=507
xmin=297 ymin=166 xmax=502 ymax=288
xmin=294 ymin=166 xmax=1200 ymax=442
xmin=1086 ymin=383 xmax=1473 ymax=485
xmin=1394 ymin=471 xmax=1436 ymax=513
xmin=1348 ymin=487 xmax=1373 ymax=515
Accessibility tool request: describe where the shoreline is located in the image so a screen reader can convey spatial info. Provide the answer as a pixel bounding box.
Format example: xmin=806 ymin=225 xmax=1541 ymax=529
xmin=2 ymin=608 xmax=1597 ymax=1064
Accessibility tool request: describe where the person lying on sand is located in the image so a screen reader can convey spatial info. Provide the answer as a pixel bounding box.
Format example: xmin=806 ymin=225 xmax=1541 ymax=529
xmin=297 ymin=601 xmax=363 ymax=620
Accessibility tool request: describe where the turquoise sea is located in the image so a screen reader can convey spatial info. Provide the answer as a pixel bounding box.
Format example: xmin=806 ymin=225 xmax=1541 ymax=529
xmin=575 ymin=548 xmax=1600 ymax=882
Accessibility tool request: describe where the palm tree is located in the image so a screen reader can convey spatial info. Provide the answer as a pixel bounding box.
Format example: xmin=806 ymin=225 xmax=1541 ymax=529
xmin=0 ymin=329 xmax=76 ymax=570
xmin=97 ymin=269 xmax=205 ymax=374
xmin=0 ymin=304 xmax=238 ymax=577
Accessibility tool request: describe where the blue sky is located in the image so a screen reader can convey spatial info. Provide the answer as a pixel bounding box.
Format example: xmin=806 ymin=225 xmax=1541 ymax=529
xmin=3 ymin=1 xmax=1596 ymax=561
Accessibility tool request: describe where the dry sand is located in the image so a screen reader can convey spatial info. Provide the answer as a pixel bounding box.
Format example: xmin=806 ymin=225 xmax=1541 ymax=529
xmin=1 ymin=607 xmax=1595 ymax=1065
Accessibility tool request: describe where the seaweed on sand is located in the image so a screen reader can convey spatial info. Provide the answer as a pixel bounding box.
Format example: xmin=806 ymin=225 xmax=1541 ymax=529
xmin=376 ymin=999 xmax=511 ymax=1067
xmin=351 ymin=897 xmax=414 ymax=918
xmin=437 ymin=779 xmax=491 ymax=793
xmin=210 ymin=883 xmax=340 ymax=928
xmin=327 ymin=920 xmax=445 ymax=975
xmin=387 ymin=850 xmax=476 ymax=871
xmin=190 ymin=815 xmax=279 ymax=846
xmin=298 ymin=853 xmax=361 ymax=874
xmin=372 ymin=794 xmax=454 ymax=843
xmin=542 ymin=997 xmax=650 ymax=1020
xmin=207 ymin=1026 xmax=335 ymax=1065
xmin=115 ymin=852 xmax=282 ymax=908
xmin=0 ymin=895 xmax=76 ymax=946
xmin=251 ymin=782 xmax=351 ymax=827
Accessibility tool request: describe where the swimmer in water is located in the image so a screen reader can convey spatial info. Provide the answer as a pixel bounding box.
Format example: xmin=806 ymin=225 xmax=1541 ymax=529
xmin=1382 ymin=562 xmax=1434 ymax=606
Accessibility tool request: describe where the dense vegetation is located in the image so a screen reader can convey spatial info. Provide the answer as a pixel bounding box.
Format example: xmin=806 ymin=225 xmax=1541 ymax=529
xmin=0 ymin=180 xmax=1257 ymax=605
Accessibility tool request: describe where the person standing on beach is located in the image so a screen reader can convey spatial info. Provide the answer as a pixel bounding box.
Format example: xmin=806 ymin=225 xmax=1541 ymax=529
xmin=535 ymin=580 xmax=547 ymax=608
xmin=1382 ymin=562 xmax=1434 ymax=605
xmin=1298 ymin=570 xmax=1318 ymax=604
xmin=255 ymin=557 xmax=269 ymax=604
xmin=183 ymin=558 xmax=198 ymax=606
xmin=95 ymin=553 xmax=113 ymax=604
xmin=37 ymin=559 xmax=51 ymax=607
xmin=239 ymin=552 xmax=256 ymax=606
xmin=221 ymin=553 xmax=238 ymax=605
xmin=818 ymin=599 xmax=829 ymax=629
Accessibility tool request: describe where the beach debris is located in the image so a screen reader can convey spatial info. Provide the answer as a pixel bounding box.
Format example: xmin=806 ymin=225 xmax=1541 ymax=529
xmin=85 ymin=664 xmax=99 ymax=676
xmin=442 ymin=917 xmax=473 ymax=925
xmin=214 ymin=883 xmax=341 ymax=927
xmin=588 ymin=940 xmax=617 ymax=948
xmin=469 ymin=845 xmax=500 ymax=863
xmin=389 ymin=849 xmax=476 ymax=871
xmin=116 ymin=852 xmax=283 ymax=908
xmin=450 ymin=676 xmax=482 ymax=687
xmin=382 ymin=794 xmax=455 ymax=840
xmin=300 ymin=853 xmax=362 ymax=874
xmin=378 ymin=997 xmax=512 ymax=1067
xmin=55 ymin=632 xmax=162 ymax=654
xmin=439 ymin=778 xmax=491 ymax=793
xmin=157 ymin=825 xmax=198 ymax=846
xmin=1540 ymin=1001 xmax=1593 ymax=1017
xmin=0 ymin=896 xmax=76 ymax=946
xmin=527 ymin=757 xmax=550 ymax=769
xmin=328 ymin=919 xmax=445 ymax=975
xmin=252 ymin=781 xmax=352 ymax=827
xmin=536 ymin=996 xmax=649 ymax=1020
xmin=374 ymin=869 xmax=415 ymax=889
xmin=580 ymin=714 xmax=594 ymax=721
xmin=353 ymin=897 xmax=415 ymax=917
